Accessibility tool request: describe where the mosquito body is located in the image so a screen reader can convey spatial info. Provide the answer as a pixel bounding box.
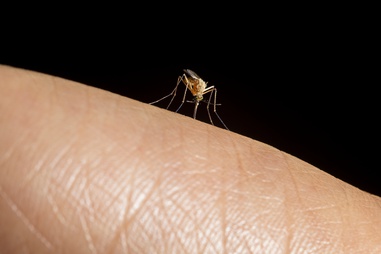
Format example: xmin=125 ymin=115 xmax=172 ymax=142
xmin=150 ymin=69 xmax=228 ymax=130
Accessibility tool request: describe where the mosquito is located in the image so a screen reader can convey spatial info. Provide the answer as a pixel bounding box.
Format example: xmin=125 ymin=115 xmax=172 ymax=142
xmin=149 ymin=69 xmax=229 ymax=130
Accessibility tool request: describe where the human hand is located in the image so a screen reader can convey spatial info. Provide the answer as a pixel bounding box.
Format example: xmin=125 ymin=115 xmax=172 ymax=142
xmin=1 ymin=65 xmax=380 ymax=253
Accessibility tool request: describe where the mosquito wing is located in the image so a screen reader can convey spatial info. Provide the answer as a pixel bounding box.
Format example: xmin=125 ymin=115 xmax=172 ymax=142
xmin=183 ymin=69 xmax=201 ymax=79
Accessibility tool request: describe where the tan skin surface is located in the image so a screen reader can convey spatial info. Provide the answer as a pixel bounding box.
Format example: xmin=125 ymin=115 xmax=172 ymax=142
xmin=0 ymin=65 xmax=380 ymax=253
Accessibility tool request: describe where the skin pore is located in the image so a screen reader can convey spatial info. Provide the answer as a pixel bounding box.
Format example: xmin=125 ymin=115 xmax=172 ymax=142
xmin=0 ymin=65 xmax=380 ymax=253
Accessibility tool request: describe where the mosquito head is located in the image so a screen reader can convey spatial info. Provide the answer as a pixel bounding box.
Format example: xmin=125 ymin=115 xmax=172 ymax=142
xmin=195 ymin=95 xmax=203 ymax=102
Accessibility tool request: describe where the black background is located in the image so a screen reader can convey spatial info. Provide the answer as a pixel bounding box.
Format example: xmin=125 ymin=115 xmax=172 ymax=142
xmin=1 ymin=13 xmax=379 ymax=196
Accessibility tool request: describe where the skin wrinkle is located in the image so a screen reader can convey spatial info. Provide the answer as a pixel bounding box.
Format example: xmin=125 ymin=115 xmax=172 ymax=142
xmin=126 ymin=155 xmax=162 ymax=218
xmin=83 ymin=186 xmax=96 ymax=225
xmin=27 ymin=126 xmax=86 ymax=207
xmin=53 ymin=129 xmax=87 ymax=178
xmin=156 ymin=171 xmax=187 ymax=252
xmin=107 ymin=193 xmax=130 ymax=253
xmin=8 ymin=136 xmax=50 ymax=195
xmin=142 ymin=208 xmax=166 ymax=253
xmin=46 ymin=192 xmax=68 ymax=225
xmin=222 ymin=137 xmax=249 ymax=253
xmin=200 ymin=204 xmax=222 ymax=253
xmin=168 ymin=126 xmax=221 ymax=252
xmin=258 ymin=151 xmax=289 ymax=252
xmin=169 ymin=188 xmax=205 ymax=252
xmin=59 ymin=158 xmax=85 ymax=206
xmin=87 ymin=185 xmax=118 ymax=236
xmin=0 ymin=126 xmax=28 ymax=168
xmin=98 ymin=177 xmax=130 ymax=228
xmin=178 ymin=201 xmax=201 ymax=250
xmin=253 ymin=149 xmax=288 ymax=252
xmin=160 ymin=183 xmax=189 ymax=245
xmin=74 ymin=171 xmax=91 ymax=212
xmin=122 ymin=158 xmax=151 ymax=218
xmin=159 ymin=190 xmax=189 ymax=253
xmin=141 ymin=203 xmax=167 ymax=253
xmin=85 ymin=175 xmax=117 ymax=221
xmin=30 ymin=83 xmax=98 ymax=233
xmin=79 ymin=214 xmax=97 ymax=254
xmin=205 ymin=134 xmax=262 ymax=251
xmin=1 ymin=81 xmax=83 ymax=251
xmin=130 ymin=169 xmax=160 ymax=219
xmin=0 ymin=186 xmax=54 ymax=250
xmin=80 ymin=140 xmax=131 ymax=212
xmin=72 ymin=162 xmax=121 ymax=253
xmin=114 ymin=152 xmax=167 ymax=251
xmin=209 ymin=135 xmax=260 ymax=252
xmin=25 ymin=147 xmax=51 ymax=187
xmin=119 ymin=230 xmax=128 ymax=254
xmin=148 ymin=142 xmax=221 ymax=253
xmin=281 ymin=152 xmax=304 ymax=253
xmin=141 ymin=123 xmax=215 ymax=246
xmin=44 ymin=139 xmax=74 ymax=178
xmin=49 ymin=121 xmax=135 ymax=248
xmin=43 ymin=158 xmax=83 ymax=233
xmin=1 ymin=81 xmax=57 ymax=192
xmin=172 ymin=179 xmax=216 ymax=253
xmin=179 ymin=172 xmax=218 ymax=252
xmin=284 ymin=155 xmax=348 ymax=253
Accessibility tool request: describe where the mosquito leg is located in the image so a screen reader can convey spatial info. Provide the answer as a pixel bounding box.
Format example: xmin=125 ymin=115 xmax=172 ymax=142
xmin=148 ymin=85 xmax=176 ymax=105
xmin=175 ymin=77 xmax=188 ymax=113
xmin=206 ymin=90 xmax=215 ymax=126
xmin=193 ymin=101 xmax=199 ymax=119
xmin=167 ymin=76 xmax=183 ymax=109
xmin=211 ymin=88 xmax=229 ymax=130
xmin=149 ymin=75 xmax=183 ymax=110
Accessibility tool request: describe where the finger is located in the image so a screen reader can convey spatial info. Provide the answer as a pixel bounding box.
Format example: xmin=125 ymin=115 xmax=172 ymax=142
xmin=1 ymin=65 xmax=380 ymax=253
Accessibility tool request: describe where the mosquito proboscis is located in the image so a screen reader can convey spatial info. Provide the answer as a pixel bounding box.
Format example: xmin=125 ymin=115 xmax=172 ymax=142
xmin=149 ymin=69 xmax=229 ymax=130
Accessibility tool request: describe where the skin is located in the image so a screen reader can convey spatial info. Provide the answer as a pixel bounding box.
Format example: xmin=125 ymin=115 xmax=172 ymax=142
xmin=0 ymin=65 xmax=380 ymax=254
